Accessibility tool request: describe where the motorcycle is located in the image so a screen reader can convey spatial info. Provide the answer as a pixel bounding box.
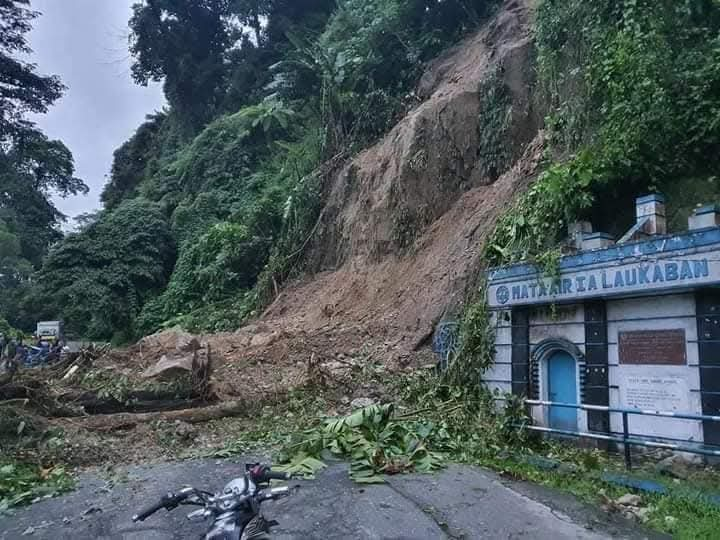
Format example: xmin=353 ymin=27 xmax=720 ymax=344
xmin=132 ymin=463 xmax=295 ymax=540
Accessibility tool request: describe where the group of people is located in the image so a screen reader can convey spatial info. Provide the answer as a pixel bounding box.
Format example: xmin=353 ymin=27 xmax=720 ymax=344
xmin=0 ymin=334 xmax=66 ymax=367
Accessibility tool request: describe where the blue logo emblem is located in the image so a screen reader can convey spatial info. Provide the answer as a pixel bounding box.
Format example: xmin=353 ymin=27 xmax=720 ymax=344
xmin=496 ymin=286 xmax=509 ymax=305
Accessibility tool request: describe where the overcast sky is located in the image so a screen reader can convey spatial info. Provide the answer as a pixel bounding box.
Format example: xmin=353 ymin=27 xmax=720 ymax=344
xmin=28 ymin=0 xmax=165 ymax=221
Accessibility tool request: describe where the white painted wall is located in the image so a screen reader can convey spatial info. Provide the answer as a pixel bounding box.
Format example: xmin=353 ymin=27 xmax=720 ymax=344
xmin=484 ymin=310 xmax=512 ymax=396
xmin=606 ymin=294 xmax=703 ymax=442
xmin=529 ymin=304 xmax=586 ymax=347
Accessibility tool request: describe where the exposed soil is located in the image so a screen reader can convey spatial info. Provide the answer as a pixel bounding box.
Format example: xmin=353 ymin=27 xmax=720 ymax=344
xmin=187 ymin=0 xmax=544 ymax=404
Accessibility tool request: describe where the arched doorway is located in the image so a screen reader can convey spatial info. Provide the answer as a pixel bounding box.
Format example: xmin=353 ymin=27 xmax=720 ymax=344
xmin=531 ymin=338 xmax=583 ymax=432
xmin=547 ymin=350 xmax=578 ymax=431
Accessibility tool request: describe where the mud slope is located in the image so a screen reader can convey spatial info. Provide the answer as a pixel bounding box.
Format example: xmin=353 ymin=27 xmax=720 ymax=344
xmin=170 ymin=0 xmax=545 ymax=395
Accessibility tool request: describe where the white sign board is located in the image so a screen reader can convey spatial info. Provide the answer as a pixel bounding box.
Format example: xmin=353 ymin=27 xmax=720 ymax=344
xmin=619 ymin=370 xmax=689 ymax=412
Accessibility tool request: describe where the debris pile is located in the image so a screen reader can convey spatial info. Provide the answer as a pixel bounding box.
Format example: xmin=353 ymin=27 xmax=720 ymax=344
xmin=0 ymin=332 xmax=217 ymax=438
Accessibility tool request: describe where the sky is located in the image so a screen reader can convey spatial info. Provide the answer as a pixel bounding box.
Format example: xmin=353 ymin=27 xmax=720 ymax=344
xmin=28 ymin=0 xmax=165 ymax=221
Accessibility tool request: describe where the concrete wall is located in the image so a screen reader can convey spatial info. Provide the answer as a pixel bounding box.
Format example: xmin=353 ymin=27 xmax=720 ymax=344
xmin=484 ymin=309 xmax=512 ymax=395
xmin=484 ymin=292 xmax=703 ymax=445
xmin=606 ymin=293 xmax=703 ymax=443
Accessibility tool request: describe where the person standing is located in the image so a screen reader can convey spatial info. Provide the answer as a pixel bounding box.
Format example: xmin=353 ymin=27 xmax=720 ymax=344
xmin=5 ymin=338 xmax=17 ymax=361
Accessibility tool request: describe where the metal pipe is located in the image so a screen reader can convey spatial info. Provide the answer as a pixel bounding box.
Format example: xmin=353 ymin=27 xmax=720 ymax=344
xmin=520 ymin=425 xmax=720 ymax=457
xmin=623 ymin=411 xmax=632 ymax=470
xmin=517 ymin=398 xmax=720 ymax=423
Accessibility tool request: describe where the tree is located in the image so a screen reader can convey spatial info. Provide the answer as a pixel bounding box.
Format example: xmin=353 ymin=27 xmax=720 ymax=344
xmin=39 ymin=200 xmax=176 ymax=341
xmin=101 ymin=112 xmax=166 ymax=209
xmin=129 ymin=0 xmax=231 ymax=131
xmin=0 ymin=0 xmax=87 ymax=270
xmin=0 ymin=0 xmax=65 ymax=137
xmin=0 ymin=217 xmax=31 ymax=291
xmin=0 ymin=126 xmax=87 ymax=266
xmin=230 ymin=0 xmax=271 ymax=45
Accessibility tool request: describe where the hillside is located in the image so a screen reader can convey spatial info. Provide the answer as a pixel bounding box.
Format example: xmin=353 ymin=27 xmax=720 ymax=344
xmin=142 ymin=0 xmax=543 ymax=398
xmin=2 ymin=0 xmax=719 ymax=393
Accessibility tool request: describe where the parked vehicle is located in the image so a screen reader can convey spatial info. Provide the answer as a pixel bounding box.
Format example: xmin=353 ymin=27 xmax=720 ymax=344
xmin=35 ymin=321 xmax=64 ymax=344
xmin=132 ymin=463 xmax=295 ymax=539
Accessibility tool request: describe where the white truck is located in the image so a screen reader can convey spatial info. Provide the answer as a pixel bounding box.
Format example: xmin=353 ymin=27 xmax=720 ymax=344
xmin=36 ymin=321 xmax=64 ymax=343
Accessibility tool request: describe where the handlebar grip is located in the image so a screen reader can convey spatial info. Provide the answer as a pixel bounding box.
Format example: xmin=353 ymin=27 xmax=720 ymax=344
xmin=132 ymin=499 xmax=166 ymax=522
xmin=264 ymin=470 xmax=290 ymax=481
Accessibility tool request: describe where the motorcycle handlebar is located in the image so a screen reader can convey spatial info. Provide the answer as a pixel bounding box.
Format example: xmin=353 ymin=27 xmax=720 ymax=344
xmin=132 ymin=499 xmax=167 ymax=522
xmin=262 ymin=470 xmax=291 ymax=482
xmin=261 ymin=486 xmax=291 ymax=501
xmin=132 ymin=491 xmax=189 ymax=522
xmin=248 ymin=464 xmax=290 ymax=483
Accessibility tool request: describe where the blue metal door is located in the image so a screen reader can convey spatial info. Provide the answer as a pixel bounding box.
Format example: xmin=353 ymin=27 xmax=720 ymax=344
xmin=548 ymin=351 xmax=577 ymax=431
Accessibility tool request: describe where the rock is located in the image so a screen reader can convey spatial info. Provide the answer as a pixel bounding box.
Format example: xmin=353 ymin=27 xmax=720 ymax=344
xmin=350 ymin=397 xmax=376 ymax=409
xmin=141 ymin=354 xmax=194 ymax=379
xmin=250 ymin=332 xmax=277 ymax=348
xmin=616 ymin=493 xmax=642 ymax=507
xmin=654 ymin=455 xmax=694 ymax=480
xmin=174 ymin=421 xmax=196 ymax=441
xmin=634 ymin=507 xmax=651 ymax=522
xmin=177 ymin=336 xmax=201 ymax=353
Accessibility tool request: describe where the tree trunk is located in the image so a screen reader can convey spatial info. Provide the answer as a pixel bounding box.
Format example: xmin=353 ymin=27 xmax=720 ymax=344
xmin=56 ymin=400 xmax=248 ymax=431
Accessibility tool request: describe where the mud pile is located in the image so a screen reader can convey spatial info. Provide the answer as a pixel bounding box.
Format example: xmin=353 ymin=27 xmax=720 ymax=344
xmin=208 ymin=0 xmax=544 ymax=390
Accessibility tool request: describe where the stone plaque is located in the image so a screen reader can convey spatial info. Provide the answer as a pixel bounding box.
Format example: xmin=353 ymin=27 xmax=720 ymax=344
xmin=618 ymin=329 xmax=686 ymax=365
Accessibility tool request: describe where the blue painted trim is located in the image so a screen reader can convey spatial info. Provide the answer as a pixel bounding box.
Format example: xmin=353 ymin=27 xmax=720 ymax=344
xmin=636 ymin=193 xmax=665 ymax=204
xmin=489 ymin=227 xmax=720 ymax=282
xmin=695 ymin=204 xmax=720 ymax=216
xmin=583 ymin=232 xmax=614 ymax=240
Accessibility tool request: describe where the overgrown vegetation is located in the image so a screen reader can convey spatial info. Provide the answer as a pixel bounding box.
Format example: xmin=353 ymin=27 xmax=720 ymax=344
xmin=0 ymin=0 xmax=87 ymax=332
xmin=487 ymin=0 xmax=720 ymax=267
xmin=279 ymin=403 xmax=445 ymax=483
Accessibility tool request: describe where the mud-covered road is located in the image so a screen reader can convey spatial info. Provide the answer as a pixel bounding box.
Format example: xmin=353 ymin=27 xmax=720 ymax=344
xmin=1 ymin=459 xmax=662 ymax=539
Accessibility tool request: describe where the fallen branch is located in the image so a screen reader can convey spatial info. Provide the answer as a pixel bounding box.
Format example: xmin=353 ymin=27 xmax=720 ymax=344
xmin=54 ymin=400 xmax=247 ymax=431
xmin=0 ymin=398 xmax=29 ymax=408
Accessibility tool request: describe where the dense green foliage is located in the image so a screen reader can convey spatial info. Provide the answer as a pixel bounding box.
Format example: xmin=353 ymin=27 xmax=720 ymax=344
xmin=0 ymin=0 xmax=86 ymax=331
xmin=0 ymin=460 xmax=74 ymax=510
xmin=487 ymin=0 xmax=720 ymax=266
xmin=280 ymin=403 xmax=445 ymax=483
xmin=37 ymin=200 xmax=175 ymax=341
xmin=8 ymin=0 xmax=720 ymax=345
xmin=2 ymin=0 xmax=497 ymax=340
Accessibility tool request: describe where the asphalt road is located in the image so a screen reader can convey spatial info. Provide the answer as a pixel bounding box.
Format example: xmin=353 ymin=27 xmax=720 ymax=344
xmin=0 ymin=459 xmax=662 ymax=539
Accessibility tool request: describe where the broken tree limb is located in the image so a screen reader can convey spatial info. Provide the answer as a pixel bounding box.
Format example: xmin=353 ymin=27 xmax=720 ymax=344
xmin=55 ymin=400 xmax=247 ymax=431
xmin=0 ymin=398 xmax=29 ymax=408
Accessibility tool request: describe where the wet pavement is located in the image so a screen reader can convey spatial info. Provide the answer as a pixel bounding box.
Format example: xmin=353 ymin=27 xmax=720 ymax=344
xmin=0 ymin=459 xmax=663 ymax=539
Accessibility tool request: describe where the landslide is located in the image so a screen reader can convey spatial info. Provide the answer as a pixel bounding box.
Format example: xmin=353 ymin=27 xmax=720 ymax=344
xmin=58 ymin=0 xmax=544 ymax=410
xmin=200 ymin=0 xmax=546 ymax=400
xmin=2 ymin=0 xmax=545 ymax=465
